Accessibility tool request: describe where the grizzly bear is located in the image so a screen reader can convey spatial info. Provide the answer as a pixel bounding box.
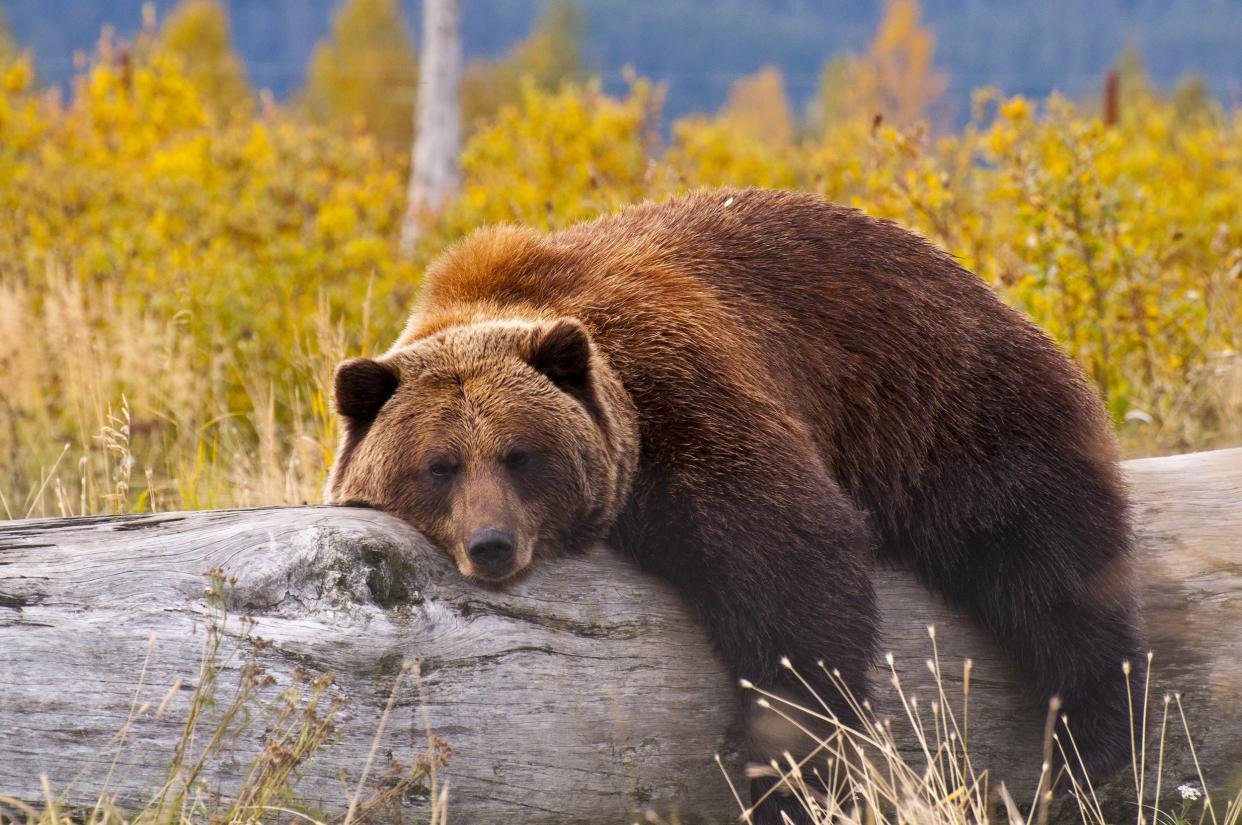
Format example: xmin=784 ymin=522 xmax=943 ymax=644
xmin=327 ymin=188 xmax=1143 ymax=822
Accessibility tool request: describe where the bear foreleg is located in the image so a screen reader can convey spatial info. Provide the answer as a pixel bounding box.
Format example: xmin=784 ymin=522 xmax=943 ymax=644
xmin=618 ymin=452 xmax=878 ymax=824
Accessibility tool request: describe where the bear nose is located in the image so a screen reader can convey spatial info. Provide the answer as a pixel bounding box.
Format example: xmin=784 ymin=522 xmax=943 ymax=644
xmin=467 ymin=528 xmax=515 ymax=567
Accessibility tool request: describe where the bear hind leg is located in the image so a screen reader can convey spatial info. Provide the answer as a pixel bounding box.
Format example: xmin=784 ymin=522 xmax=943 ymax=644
xmin=904 ymin=468 xmax=1144 ymax=783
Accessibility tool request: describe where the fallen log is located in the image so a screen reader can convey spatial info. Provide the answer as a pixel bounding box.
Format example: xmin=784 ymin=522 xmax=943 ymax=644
xmin=0 ymin=448 xmax=1239 ymax=823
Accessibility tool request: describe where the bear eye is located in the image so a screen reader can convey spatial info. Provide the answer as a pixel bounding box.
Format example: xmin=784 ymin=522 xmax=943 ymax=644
xmin=504 ymin=449 xmax=531 ymax=469
xmin=427 ymin=460 xmax=456 ymax=479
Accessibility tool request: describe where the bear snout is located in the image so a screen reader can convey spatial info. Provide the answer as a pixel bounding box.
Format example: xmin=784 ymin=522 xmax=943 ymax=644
xmin=466 ymin=527 xmax=518 ymax=578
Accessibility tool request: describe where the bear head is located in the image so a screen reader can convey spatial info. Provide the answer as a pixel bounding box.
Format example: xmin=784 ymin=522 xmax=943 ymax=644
xmin=326 ymin=317 xmax=638 ymax=583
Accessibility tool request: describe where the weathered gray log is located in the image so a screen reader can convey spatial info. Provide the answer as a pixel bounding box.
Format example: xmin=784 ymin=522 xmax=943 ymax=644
xmin=1 ymin=449 xmax=1240 ymax=823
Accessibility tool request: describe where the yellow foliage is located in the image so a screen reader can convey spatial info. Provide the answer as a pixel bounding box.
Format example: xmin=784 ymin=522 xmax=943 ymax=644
xmin=667 ymin=115 xmax=800 ymax=190
xmin=0 ymin=7 xmax=17 ymax=66
xmin=719 ymin=66 xmax=795 ymax=148
xmin=302 ymin=0 xmax=418 ymax=148
xmin=809 ymin=0 xmax=947 ymax=131
xmin=160 ymin=0 xmax=251 ymax=117
xmin=870 ymin=0 xmax=946 ymax=125
xmin=0 ymin=22 xmax=1239 ymax=517
xmin=460 ymin=0 xmax=586 ymax=131
xmin=438 ymin=78 xmax=658 ymax=235
xmin=0 ymin=39 xmax=415 ymax=514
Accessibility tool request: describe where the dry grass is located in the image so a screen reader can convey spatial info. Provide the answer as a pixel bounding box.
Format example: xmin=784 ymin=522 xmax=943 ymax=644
xmin=708 ymin=631 xmax=1241 ymax=825
xmin=0 ymin=263 xmax=349 ymax=519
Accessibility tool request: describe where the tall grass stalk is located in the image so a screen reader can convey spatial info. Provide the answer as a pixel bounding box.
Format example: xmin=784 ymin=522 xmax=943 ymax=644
xmin=723 ymin=628 xmax=1238 ymax=825
xmin=0 ymin=265 xmax=357 ymax=519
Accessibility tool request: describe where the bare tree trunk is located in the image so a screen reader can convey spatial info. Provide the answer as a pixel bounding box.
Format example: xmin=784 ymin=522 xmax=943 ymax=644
xmin=399 ymin=0 xmax=462 ymax=260
xmin=1 ymin=449 xmax=1240 ymax=824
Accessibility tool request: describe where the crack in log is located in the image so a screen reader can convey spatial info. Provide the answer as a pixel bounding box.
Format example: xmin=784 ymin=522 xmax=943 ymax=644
xmin=454 ymin=598 xmax=655 ymax=639
xmin=419 ymin=644 xmax=615 ymax=677
xmin=0 ymin=543 xmax=55 ymax=554
xmin=0 ymin=590 xmax=37 ymax=609
xmin=111 ymin=516 xmax=188 ymax=532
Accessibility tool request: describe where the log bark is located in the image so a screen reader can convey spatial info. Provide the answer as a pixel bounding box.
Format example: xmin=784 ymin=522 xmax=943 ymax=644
xmin=0 ymin=448 xmax=1239 ymax=823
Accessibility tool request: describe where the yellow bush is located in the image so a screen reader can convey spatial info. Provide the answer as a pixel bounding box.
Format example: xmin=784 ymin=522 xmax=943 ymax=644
xmin=438 ymin=78 xmax=658 ymax=235
xmin=160 ymin=0 xmax=251 ymax=118
xmin=302 ymin=0 xmax=418 ymax=148
xmin=1 ymin=34 xmax=1239 ymax=517
xmin=0 ymin=40 xmax=415 ymax=514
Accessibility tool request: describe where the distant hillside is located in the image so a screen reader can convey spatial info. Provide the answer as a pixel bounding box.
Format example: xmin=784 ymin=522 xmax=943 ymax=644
xmin=3 ymin=0 xmax=1241 ymax=118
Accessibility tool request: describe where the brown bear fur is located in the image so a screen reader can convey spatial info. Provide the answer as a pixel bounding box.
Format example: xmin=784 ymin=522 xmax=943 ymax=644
xmin=328 ymin=188 xmax=1143 ymax=822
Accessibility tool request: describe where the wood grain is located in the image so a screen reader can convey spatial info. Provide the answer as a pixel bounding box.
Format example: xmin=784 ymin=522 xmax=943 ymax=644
xmin=1 ymin=448 xmax=1239 ymax=823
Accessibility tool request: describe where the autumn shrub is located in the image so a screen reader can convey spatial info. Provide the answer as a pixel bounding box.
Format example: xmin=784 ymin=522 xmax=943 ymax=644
xmin=0 ymin=40 xmax=416 ymax=514
xmin=435 ymin=76 xmax=660 ymax=236
xmin=0 ymin=30 xmax=1238 ymax=518
xmin=843 ymin=93 xmax=1242 ymax=449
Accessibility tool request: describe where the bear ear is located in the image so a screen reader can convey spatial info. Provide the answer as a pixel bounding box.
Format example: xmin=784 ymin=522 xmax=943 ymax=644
xmin=530 ymin=318 xmax=592 ymax=393
xmin=334 ymin=357 xmax=399 ymax=421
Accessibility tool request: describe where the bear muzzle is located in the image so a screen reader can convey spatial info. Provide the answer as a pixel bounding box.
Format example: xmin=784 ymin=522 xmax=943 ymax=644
xmin=465 ymin=527 xmax=520 ymax=580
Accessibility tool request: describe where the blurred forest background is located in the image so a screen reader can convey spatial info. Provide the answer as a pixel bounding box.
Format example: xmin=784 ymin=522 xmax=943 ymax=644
xmin=6 ymin=0 xmax=1242 ymax=120
xmin=0 ymin=0 xmax=1239 ymax=518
